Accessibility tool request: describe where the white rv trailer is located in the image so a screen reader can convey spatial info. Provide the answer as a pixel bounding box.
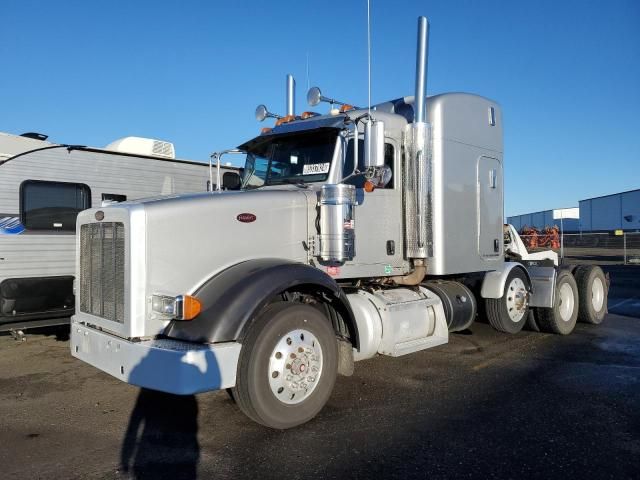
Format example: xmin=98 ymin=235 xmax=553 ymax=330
xmin=0 ymin=131 xmax=241 ymax=331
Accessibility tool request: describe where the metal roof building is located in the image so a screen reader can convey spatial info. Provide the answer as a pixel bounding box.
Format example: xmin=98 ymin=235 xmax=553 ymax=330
xmin=579 ymin=189 xmax=640 ymax=232
xmin=507 ymin=208 xmax=580 ymax=232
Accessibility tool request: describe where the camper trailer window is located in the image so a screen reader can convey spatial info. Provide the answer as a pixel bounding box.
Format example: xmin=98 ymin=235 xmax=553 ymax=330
xmin=20 ymin=180 xmax=91 ymax=231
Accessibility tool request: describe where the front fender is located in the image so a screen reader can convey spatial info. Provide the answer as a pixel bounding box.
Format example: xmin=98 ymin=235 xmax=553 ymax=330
xmin=163 ymin=258 xmax=358 ymax=347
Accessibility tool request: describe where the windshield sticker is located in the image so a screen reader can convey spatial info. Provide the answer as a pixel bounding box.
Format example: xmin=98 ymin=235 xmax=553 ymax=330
xmin=290 ymin=155 xmax=298 ymax=165
xmin=303 ymin=162 xmax=330 ymax=175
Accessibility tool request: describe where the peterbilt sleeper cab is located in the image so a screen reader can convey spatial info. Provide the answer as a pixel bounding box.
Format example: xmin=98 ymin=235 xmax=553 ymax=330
xmin=71 ymin=16 xmax=608 ymax=429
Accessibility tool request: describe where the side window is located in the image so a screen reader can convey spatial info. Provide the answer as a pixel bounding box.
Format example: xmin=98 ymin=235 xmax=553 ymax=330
xmin=20 ymin=180 xmax=91 ymax=231
xmin=383 ymin=143 xmax=394 ymax=188
xmin=344 ymin=140 xmax=395 ymax=189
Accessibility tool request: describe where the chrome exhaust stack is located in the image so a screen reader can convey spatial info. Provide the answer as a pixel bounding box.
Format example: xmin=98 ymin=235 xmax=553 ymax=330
xmin=403 ymin=16 xmax=433 ymax=261
xmin=286 ymin=74 xmax=295 ymax=117
xmin=414 ymin=16 xmax=429 ymax=124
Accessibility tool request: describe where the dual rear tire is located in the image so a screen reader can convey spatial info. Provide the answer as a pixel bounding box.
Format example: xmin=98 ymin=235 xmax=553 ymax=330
xmin=574 ymin=265 xmax=607 ymax=324
xmin=536 ymin=271 xmax=579 ymax=335
xmin=529 ymin=266 xmax=607 ymax=334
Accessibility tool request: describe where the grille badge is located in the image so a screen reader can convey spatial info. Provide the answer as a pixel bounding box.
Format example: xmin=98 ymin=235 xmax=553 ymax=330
xmin=95 ymin=211 xmax=105 ymax=221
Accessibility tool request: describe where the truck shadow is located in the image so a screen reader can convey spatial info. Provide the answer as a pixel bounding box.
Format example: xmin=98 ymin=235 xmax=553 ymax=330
xmin=120 ymin=389 xmax=199 ymax=479
xmin=119 ymin=343 xmax=227 ymax=479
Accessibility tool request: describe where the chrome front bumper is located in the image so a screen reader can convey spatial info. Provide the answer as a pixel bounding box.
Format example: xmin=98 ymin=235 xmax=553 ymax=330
xmin=70 ymin=320 xmax=241 ymax=395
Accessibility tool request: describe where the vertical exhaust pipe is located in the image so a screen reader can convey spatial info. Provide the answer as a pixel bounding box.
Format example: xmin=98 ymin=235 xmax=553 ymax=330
xmin=414 ymin=16 xmax=429 ymax=123
xmin=403 ymin=15 xmax=432 ymax=262
xmin=286 ymin=74 xmax=295 ymax=117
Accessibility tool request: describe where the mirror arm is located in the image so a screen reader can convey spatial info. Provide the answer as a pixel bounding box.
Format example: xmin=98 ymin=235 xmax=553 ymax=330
xmin=209 ymin=149 xmax=244 ymax=192
xmin=209 ymin=152 xmax=218 ymax=193
xmin=216 ymin=156 xmax=221 ymax=192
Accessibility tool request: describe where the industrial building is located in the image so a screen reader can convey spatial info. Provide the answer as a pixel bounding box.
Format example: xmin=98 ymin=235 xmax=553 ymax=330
xmin=507 ymin=208 xmax=580 ymax=232
xmin=579 ymin=189 xmax=640 ymax=232
xmin=508 ymin=188 xmax=640 ymax=233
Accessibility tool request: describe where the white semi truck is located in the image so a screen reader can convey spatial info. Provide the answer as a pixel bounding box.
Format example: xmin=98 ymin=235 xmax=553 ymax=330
xmin=70 ymin=16 xmax=608 ymax=429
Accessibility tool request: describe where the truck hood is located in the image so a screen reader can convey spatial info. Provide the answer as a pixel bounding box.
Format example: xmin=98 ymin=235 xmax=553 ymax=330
xmin=139 ymin=188 xmax=312 ymax=297
xmin=75 ymin=187 xmax=314 ymax=338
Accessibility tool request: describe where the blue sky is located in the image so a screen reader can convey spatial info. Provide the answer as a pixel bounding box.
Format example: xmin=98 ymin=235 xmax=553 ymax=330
xmin=1 ymin=0 xmax=638 ymax=216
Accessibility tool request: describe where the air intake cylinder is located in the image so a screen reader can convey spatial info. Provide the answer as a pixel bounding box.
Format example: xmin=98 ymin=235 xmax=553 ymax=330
xmin=318 ymin=184 xmax=356 ymax=263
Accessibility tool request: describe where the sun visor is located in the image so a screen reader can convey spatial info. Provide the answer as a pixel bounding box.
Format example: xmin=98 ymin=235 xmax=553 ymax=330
xmin=238 ymin=124 xmax=345 ymax=152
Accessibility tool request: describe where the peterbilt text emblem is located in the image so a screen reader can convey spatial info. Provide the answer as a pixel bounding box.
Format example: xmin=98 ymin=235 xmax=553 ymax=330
xmin=236 ymin=213 xmax=257 ymax=223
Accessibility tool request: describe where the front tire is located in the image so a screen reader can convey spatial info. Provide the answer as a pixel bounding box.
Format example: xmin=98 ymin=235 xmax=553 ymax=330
xmin=232 ymin=302 xmax=338 ymax=429
xmin=537 ymin=271 xmax=579 ymax=335
xmin=485 ymin=268 xmax=530 ymax=334
xmin=574 ymin=265 xmax=607 ymax=325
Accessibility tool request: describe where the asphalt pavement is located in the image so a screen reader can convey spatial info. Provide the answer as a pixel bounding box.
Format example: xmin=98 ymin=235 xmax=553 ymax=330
xmin=604 ymin=265 xmax=640 ymax=318
xmin=0 ymin=269 xmax=638 ymax=479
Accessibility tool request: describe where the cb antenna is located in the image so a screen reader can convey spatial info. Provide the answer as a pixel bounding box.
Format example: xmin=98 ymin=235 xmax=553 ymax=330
xmin=367 ymin=0 xmax=372 ymax=117
xmin=306 ymin=52 xmax=310 ymax=92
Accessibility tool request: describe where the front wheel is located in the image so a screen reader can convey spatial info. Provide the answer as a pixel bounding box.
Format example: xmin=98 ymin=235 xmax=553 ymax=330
xmin=485 ymin=268 xmax=530 ymax=334
xmin=232 ymin=302 xmax=338 ymax=429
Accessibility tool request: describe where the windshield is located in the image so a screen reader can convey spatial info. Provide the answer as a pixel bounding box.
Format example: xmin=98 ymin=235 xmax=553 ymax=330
xmin=241 ymin=129 xmax=338 ymax=188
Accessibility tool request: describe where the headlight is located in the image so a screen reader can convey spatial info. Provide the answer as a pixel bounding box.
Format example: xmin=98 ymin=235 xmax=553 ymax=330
xmin=151 ymin=294 xmax=201 ymax=321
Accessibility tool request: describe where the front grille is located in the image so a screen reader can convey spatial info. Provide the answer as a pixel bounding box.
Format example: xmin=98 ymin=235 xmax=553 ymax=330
xmin=79 ymin=222 xmax=125 ymax=323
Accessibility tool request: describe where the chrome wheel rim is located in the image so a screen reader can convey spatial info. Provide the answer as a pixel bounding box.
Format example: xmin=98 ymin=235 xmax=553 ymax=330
xmin=591 ymin=277 xmax=605 ymax=312
xmin=268 ymin=329 xmax=323 ymax=405
xmin=506 ymin=277 xmax=528 ymax=322
xmin=558 ymin=283 xmax=575 ymax=322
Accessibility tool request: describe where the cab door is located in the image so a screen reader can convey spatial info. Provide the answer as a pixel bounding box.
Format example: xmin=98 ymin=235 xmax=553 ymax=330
xmin=340 ymin=138 xmax=406 ymax=278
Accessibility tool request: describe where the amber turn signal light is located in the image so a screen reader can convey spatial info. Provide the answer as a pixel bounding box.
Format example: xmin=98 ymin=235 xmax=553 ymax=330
xmin=364 ymin=180 xmax=376 ymax=192
xmin=177 ymin=295 xmax=202 ymax=320
xmin=275 ymin=114 xmax=296 ymax=126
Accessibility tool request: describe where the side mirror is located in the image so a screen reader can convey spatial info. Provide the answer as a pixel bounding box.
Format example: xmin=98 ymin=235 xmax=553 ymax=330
xmin=307 ymin=87 xmax=322 ymax=107
xmin=223 ymin=171 xmax=241 ymax=190
xmin=255 ymin=105 xmax=268 ymax=122
xmin=364 ymin=119 xmax=385 ymax=168
xmin=255 ymin=105 xmax=282 ymax=122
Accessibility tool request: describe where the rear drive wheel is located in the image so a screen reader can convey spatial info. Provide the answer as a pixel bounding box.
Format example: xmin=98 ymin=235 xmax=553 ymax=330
xmin=574 ymin=265 xmax=607 ymax=325
xmin=232 ymin=302 xmax=337 ymax=429
xmin=537 ymin=271 xmax=578 ymax=335
xmin=485 ymin=268 xmax=530 ymax=334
